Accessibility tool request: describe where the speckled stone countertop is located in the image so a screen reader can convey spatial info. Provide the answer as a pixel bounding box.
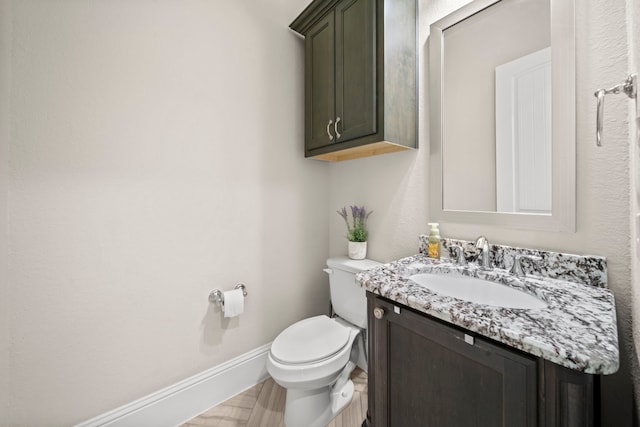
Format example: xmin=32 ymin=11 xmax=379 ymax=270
xmin=357 ymin=254 xmax=619 ymax=375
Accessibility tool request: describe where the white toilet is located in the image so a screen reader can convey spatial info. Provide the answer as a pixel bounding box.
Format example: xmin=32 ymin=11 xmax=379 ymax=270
xmin=266 ymin=257 xmax=380 ymax=427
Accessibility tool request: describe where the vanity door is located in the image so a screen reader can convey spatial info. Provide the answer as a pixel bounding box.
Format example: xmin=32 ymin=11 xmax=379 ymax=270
xmin=367 ymin=294 xmax=538 ymax=427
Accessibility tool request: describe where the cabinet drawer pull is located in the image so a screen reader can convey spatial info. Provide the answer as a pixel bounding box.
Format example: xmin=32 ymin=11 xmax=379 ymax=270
xmin=373 ymin=307 xmax=385 ymax=320
xmin=334 ymin=117 xmax=342 ymax=139
xmin=326 ymin=119 xmax=334 ymax=141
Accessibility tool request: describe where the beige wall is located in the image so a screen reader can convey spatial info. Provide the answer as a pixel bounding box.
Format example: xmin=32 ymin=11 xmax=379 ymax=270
xmin=2 ymin=0 xmax=327 ymax=425
xmin=330 ymin=0 xmax=634 ymax=423
xmin=0 ymin=1 xmax=10 ymax=423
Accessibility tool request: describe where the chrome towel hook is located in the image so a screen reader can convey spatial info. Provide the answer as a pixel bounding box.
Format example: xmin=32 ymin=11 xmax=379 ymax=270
xmin=594 ymin=74 xmax=637 ymax=146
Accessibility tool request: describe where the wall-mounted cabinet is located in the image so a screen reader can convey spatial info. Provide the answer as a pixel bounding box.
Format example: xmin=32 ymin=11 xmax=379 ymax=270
xmin=290 ymin=0 xmax=417 ymax=162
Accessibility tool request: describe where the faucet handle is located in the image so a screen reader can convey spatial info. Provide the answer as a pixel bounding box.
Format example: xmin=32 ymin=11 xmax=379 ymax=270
xmin=474 ymin=235 xmax=491 ymax=269
xmin=475 ymin=235 xmax=488 ymax=248
xmin=510 ymin=254 xmax=542 ymax=276
xmin=451 ymin=246 xmax=467 ymax=265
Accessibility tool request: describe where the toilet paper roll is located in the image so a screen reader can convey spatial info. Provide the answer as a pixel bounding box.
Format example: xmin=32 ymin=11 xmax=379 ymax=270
xmin=223 ymin=288 xmax=245 ymax=318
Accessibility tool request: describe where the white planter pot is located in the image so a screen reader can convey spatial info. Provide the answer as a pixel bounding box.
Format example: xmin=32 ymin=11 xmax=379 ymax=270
xmin=348 ymin=241 xmax=367 ymax=260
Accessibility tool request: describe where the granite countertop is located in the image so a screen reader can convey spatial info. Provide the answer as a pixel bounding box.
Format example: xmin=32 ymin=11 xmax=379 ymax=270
xmin=357 ymin=254 xmax=619 ymax=375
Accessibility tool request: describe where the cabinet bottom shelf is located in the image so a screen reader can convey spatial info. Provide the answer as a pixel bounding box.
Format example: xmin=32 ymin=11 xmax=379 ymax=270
xmin=310 ymin=141 xmax=412 ymax=161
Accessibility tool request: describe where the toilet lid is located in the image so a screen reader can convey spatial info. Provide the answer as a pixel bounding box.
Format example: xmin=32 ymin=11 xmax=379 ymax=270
xmin=271 ymin=315 xmax=351 ymax=364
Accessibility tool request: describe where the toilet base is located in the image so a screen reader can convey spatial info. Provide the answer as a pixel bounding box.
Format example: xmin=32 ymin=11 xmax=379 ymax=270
xmin=283 ymin=379 xmax=355 ymax=427
xmin=331 ymin=379 xmax=354 ymax=415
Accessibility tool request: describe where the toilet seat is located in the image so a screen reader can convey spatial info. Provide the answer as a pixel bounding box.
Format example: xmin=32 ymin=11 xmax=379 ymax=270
xmin=270 ymin=315 xmax=350 ymax=365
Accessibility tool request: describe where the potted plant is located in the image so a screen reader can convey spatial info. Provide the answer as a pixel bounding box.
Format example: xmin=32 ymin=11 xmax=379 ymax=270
xmin=337 ymin=205 xmax=372 ymax=259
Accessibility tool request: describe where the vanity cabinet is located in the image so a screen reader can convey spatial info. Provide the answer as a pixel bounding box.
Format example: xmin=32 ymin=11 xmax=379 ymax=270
xmin=290 ymin=0 xmax=417 ymax=162
xmin=367 ymin=293 xmax=598 ymax=427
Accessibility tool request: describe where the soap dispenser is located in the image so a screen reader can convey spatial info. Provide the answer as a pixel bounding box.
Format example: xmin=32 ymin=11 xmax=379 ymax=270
xmin=427 ymin=223 xmax=441 ymax=259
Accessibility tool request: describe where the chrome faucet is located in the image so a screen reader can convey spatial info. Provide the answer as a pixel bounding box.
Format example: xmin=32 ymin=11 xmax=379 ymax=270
xmin=510 ymin=254 xmax=542 ymax=276
xmin=451 ymin=245 xmax=467 ymax=265
xmin=474 ymin=236 xmax=491 ymax=269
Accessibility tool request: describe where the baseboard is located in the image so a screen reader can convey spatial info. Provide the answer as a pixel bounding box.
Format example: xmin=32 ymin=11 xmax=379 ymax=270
xmin=75 ymin=342 xmax=273 ymax=427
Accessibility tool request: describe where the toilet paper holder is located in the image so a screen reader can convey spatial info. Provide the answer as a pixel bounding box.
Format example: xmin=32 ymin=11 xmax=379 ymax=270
xmin=209 ymin=284 xmax=248 ymax=309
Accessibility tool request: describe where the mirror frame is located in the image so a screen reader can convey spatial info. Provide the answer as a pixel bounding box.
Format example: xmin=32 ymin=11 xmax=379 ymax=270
xmin=429 ymin=0 xmax=575 ymax=232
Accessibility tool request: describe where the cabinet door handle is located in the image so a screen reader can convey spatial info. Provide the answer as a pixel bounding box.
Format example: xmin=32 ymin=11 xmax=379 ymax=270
xmin=326 ymin=119 xmax=334 ymax=141
xmin=334 ymin=117 xmax=342 ymax=139
xmin=373 ymin=307 xmax=385 ymax=320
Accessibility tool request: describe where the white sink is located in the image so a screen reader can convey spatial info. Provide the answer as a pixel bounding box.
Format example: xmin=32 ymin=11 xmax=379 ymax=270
xmin=409 ymin=273 xmax=547 ymax=309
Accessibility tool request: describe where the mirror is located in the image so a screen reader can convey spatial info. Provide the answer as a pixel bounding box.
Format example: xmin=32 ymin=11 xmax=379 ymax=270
xmin=429 ymin=0 xmax=575 ymax=231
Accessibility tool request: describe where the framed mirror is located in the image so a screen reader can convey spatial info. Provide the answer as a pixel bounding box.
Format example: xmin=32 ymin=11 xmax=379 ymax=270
xmin=429 ymin=0 xmax=575 ymax=232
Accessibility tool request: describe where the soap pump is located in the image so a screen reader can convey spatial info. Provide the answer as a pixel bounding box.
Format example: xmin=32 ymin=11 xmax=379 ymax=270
xmin=427 ymin=223 xmax=441 ymax=259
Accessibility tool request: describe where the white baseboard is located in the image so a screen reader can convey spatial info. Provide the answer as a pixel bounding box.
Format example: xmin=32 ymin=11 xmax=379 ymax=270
xmin=75 ymin=342 xmax=273 ymax=427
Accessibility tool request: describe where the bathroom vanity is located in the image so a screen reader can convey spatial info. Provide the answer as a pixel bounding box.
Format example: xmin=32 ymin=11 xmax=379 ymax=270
xmin=358 ymin=240 xmax=618 ymax=427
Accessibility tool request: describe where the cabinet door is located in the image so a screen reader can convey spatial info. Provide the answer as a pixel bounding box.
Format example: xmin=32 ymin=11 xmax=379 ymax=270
xmin=305 ymin=11 xmax=336 ymax=151
xmin=368 ymin=295 xmax=538 ymax=427
xmin=543 ymin=360 xmax=597 ymax=427
xmin=335 ymin=0 xmax=376 ymax=143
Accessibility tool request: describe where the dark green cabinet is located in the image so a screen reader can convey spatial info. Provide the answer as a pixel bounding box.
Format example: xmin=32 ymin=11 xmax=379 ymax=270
xmin=305 ymin=11 xmax=337 ymax=151
xmin=367 ymin=293 xmax=598 ymax=427
xmin=291 ymin=0 xmax=417 ymax=161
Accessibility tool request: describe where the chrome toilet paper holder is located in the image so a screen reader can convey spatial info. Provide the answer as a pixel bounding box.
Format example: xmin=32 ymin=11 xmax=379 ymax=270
xmin=209 ymin=284 xmax=248 ymax=309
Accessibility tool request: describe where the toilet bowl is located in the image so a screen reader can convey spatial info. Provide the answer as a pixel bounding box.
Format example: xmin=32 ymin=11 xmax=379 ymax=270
xmin=266 ymin=257 xmax=380 ymax=427
xmin=267 ymin=316 xmax=361 ymax=427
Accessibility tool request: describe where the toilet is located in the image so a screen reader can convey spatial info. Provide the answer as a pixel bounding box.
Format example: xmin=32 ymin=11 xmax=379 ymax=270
xmin=266 ymin=257 xmax=380 ymax=427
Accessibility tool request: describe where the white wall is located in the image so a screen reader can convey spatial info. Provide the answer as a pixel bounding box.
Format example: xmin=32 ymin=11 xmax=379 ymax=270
xmin=629 ymin=0 xmax=640 ymax=419
xmin=2 ymin=0 xmax=327 ymax=425
xmin=330 ymin=0 xmax=634 ymax=423
xmin=0 ymin=1 xmax=11 ymax=423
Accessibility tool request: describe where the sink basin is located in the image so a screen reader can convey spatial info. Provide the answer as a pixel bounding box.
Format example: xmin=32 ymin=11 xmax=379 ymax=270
xmin=409 ymin=273 xmax=547 ymax=309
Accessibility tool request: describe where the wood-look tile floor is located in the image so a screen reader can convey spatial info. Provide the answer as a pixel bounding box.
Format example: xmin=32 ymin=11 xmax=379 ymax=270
xmin=181 ymin=369 xmax=367 ymax=427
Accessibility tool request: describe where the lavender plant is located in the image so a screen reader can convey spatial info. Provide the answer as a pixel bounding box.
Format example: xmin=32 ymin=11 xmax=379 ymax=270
xmin=337 ymin=205 xmax=373 ymax=242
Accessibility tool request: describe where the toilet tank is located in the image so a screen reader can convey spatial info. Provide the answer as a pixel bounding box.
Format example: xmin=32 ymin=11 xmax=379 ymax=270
xmin=326 ymin=257 xmax=381 ymax=329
